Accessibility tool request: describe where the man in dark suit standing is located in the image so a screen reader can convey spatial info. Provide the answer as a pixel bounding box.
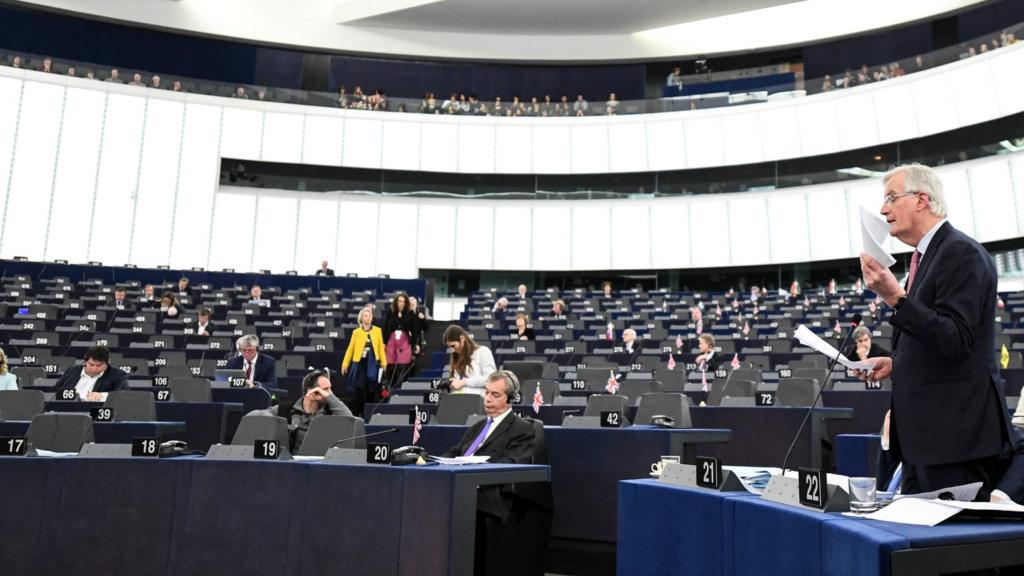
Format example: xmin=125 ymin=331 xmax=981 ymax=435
xmin=224 ymin=334 xmax=278 ymax=389
xmin=56 ymin=346 xmax=129 ymax=401
xmin=860 ymin=163 xmax=1015 ymax=499
xmin=315 ymin=261 xmax=335 ymax=277
xmin=444 ymin=370 xmax=545 ymax=576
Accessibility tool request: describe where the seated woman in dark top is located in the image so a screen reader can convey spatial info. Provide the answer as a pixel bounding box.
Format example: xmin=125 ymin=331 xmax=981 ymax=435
xmin=514 ymin=313 xmax=535 ymax=341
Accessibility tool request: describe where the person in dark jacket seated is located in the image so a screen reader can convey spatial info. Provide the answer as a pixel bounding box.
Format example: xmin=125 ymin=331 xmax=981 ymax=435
xmin=56 ymin=345 xmax=129 ymax=401
xmin=252 ymin=370 xmax=352 ymax=453
xmin=695 ymin=333 xmax=719 ymax=373
xmin=444 ymin=370 xmax=547 ymax=576
xmin=513 ymin=313 xmax=535 ymax=341
xmin=842 ymin=326 xmax=890 ymax=361
xmin=619 ymin=328 xmax=643 ymax=355
xmin=225 ymin=334 xmax=278 ymax=389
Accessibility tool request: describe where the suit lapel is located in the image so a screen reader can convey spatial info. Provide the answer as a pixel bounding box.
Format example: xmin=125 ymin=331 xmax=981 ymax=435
xmin=907 ymin=222 xmax=950 ymax=298
xmin=477 ymin=414 xmax=515 ymax=452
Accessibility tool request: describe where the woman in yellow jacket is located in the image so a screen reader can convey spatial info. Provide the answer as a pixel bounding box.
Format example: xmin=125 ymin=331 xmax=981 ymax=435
xmin=341 ymin=307 xmax=388 ymax=417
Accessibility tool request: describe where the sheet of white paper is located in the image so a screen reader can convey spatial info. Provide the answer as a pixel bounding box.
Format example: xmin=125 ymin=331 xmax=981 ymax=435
xmin=35 ymin=449 xmax=78 ymax=457
xmin=724 ymin=466 xmax=781 ymax=494
xmin=860 ymin=207 xmax=897 ymax=268
xmin=793 ymin=325 xmax=876 ymax=371
xmin=430 ymin=455 xmax=491 ymax=465
xmin=782 ymin=469 xmax=851 ymax=489
xmin=895 ymin=482 xmax=982 ymax=502
xmin=292 ymin=455 xmax=325 ymax=462
xmin=860 ymin=498 xmax=960 ymax=526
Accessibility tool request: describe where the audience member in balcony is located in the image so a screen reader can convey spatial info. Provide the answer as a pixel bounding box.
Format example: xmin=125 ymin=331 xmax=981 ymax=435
xmin=150 ymin=75 xmax=162 ymax=89
xmin=509 ymin=96 xmax=525 ymax=116
xmin=573 ymin=94 xmax=588 ymax=117
xmin=621 ymin=328 xmax=642 ymax=356
xmin=821 ymin=75 xmax=834 ymax=92
xmin=397 ymin=103 xmax=407 ymax=113
xmin=315 ymin=260 xmax=335 ymax=277
xmin=443 ymin=93 xmax=461 ymax=115
xmin=177 ymin=276 xmax=193 ymax=299
xmin=233 ymin=86 xmax=249 ymax=99
xmin=39 ymin=57 xmax=53 ymax=73
xmin=667 ymin=66 xmax=683 ymax=87
xmin=889 ymin=62 xmax=905 ymax=78
xmin=514 ymin=313 xmax=534 ymax=341
xmin=66 ymin=66 xmax=77 ymax=77
xmin=172 ymin=80 xmax=184 ymax=92
xmin=541 ymin=94 xmax=554 ymax=116
xmin=226 ymin=334 xmax=278 ymax=389
xmin=856 ymin=70 xmax=870 ymax=85
xmin=842 ymin=326 xmax=889 ymax=361
xmin=85 ymin=71 xmax=96 ymax=80
xmin=256 ymin=90 xmax=267 ymax=101
xmin=159 ymin=292 xmax=180 ymax=318
xmin=695 ymin=333 xmax=719 ymax=373
xmin=10 ymin=55 xmax=21 ymax=68
xmin=195 ymin=307 xmax=217 ymax=336
xmin=336 ymin=86 xmax=349 ymax=108
xmin=468 ymin=94 xmax=484 ymax=115
xmin=558 ymin=95 xmax=571 ymax=116
xmin=369 ymin=89 xmax=387 ymax=111
xmin=129 ymin=73 xmax=144 ymax=87
xmin=249 ymin=284 xmax=269 ymax=307
xmin=0 ymin=348 xmax=16 ymax=391
xmin=383 ymin=292 xmax=418 ymax=387
xmin=420 ymin=92 xmax=439 ymax=114
xmin=840 ymin=69 xmax=853 ymax=88
xmin=492 ymin=297 xmax=510 ymax=322
xmin=56 ymin=345 xmax=129 ymax=401
xmin=525 ymin=97 xmax=540 ymax=117
xmin=444 ymin=324 xmax=496 ymax=396
xmin=605 ymin=93 xmax=620 ymax=115
xmin=351 ymin=85 xmax=366 ymax=108
xmin=492 ymin=96 xmax=506 ymax=117
xmin=968 ymin=46 xmax=977 ymax=57
xmin=105 ymin=68 xmax=122 ymax=83
xmin=341 ymin=307 xmax=387 ymax=415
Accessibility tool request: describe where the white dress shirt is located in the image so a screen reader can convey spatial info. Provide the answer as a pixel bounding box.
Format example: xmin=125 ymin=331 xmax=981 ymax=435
xmin=75 ymin=369 xmax=108 ymax=401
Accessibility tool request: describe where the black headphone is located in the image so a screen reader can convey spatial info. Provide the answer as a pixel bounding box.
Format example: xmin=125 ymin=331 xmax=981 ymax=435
xmin=493 ymin=370 xmax=521 ymax=403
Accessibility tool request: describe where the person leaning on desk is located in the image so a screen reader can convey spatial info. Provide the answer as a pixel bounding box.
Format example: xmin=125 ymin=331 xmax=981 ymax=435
xmin=55 ymin=345 xmax=129 ymax=401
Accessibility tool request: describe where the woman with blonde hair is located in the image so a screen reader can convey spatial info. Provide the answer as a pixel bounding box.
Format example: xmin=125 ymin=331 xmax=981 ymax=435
xmin=0 ymin=348 xmax=16 ymax=390
xmin=341 ymin=307 xmax=388 ymax=416
xmin=443 ymin=325 xmax=495 ymax=396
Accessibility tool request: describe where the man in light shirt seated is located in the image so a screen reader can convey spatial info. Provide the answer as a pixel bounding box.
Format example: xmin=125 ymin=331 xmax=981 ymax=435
xmin=55 ymin=346 xmax=129 ymax=401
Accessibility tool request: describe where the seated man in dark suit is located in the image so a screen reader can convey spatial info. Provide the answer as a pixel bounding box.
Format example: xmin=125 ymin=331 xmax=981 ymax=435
xmin=224 ymin=334 xmax=278 ymax=389
xmin=619 ymin=328 xmax=643 ymax=356
xmin=444 ymin=370 xmax=546 ymax=576
xmin=56 ymin=345 xmax=129 ymax=401
xmin=315 ymin=260 xmax=335 ymax=277
xmin=842 ymin=326 xmax=889 ymax=361
xmin=194 ymin=307 xmax=217 ymax=336
xmin=111 ymin=288 xmax=134 ymax=312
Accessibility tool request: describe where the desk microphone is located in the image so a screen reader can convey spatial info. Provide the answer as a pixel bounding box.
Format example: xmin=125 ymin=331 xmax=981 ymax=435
xmin=780 ymin=312 xmax=862 ymax=475
xmin=330 ymin=427 xmax=399 ymax=449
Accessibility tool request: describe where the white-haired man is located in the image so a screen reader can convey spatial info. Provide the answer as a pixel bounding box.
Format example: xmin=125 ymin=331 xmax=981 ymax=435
xmin=224 ymin=334 xmax=278 ymax=388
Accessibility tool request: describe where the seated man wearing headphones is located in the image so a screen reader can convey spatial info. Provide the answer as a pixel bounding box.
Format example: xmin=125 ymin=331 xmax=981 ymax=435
xmin=252 ymin=370 xmax=352 ymax=453
xmin=444 ymin=371 xmax=545 ymax=576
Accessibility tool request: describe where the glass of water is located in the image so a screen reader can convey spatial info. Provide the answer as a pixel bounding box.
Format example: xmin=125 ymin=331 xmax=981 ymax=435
xmin=848 ymin=477 xmax=877 ymax=512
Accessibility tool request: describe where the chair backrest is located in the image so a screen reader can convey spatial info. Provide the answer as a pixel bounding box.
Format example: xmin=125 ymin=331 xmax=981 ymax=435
xmin=727 ymin=368 xmax=762 ymax=384
xmin=159 ymin=365 xmax=194 ymax=378
xmin=26 ymin=412 xmax=94 ymax=452
xmin=720 ymin=396 xmax=756 ymax=407
xmin=0 ymin=389 xmax=45 ymax=420
xmin=742 ymin=355 xmax=771 ymax=372
xmin=518 ymin=380 xmax=559 ymax=405
xmin=619 ymin=380 xmax=662 ymax=406
xmin=634 ymin=393 xmax=692 ymax=428
xmin=579 ymin=367 xmax=618 ymax=392
xmin=231 ymin=414 xmax=290 ymax=447
xmin=517 ymin=416 xmax=553 ymax=512
xmin=298 ymin=415 xmax=367 ymax=456
xmin=103 ymin=390 xmax=156 ymax=421
xmin=502 ymin=361 xmax=545 ymax=383
xmin=583 ymin=394 xmax=631 ymax=425
xmin=434 ymin=393 xmax=484 ymax=425
xmin=776 ymin=377 xmax=821 ymax=407
xmin=708 ymin=379 xmax=756 ymax=406
xmin=791 ymin=368 xmax=826 ymax=383
xmin=788 ymin=360 xmax=820 ymax=371
xmin=169 ymin=377 xmax=212 ymax=403
xmin=654 ymin=369 xmax=686 ymax=392
xmin=12 ymin=366 xmax=45 ymax=387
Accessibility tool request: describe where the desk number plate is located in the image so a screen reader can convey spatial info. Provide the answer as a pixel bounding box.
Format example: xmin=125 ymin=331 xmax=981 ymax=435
xmin=367 ymin=442 xmax=391 ymax=464
xmin=254 ymin=440 xmax=279 ymax=460
xmin=696 ymin=455 xmax=722 ymax=489
xmin=600 ymin=411 xmax=623 ymax=428
xmin=0 ymin=437 xmax=27 ymax=456
xmin=798 ymin=468 xmax=827 ymax=508
xmin=132 ymin=437 xmax=159 ymax=457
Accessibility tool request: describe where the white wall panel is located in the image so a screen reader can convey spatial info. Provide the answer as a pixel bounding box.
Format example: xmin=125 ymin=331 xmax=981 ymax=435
xmin=131 ymin=98 xmax=184 ymax=267
xmin=767 ymin=193 xmax=810 ymax=263
xmin=911 ymin=73 xmax=958 ymax=135
xmin=420 ymin=123 xmax=459 ymax=173
xmin=251 ymin=191 xmax=299 ymax=272
xmin=302 ymin=115 xmax=344 ymax=166
xmin=950 ymin=59 xmax=999 ymax=128
xmin=495 ymin=125 xmax=532 ymax=173
xmin=806 ymin=188 xmax=850 ymax=261
xmin=683 ymin=116 xmax=724 ymax=168
xmin=645 ymin=120 xmax=685 ymax=171
xmin=377 ymin=203 xmax=419 ymax=277
xmin=611 ymin=203 xmax=651 ymax=269
xmin=796 ymin=99 xmax=840 ymax=157
xmin=208 ymin=190 xmax=257 ymax=271
xmin=720 ymin=112 xmax=763 ymax=166
xmin=342 ymin=117 xmax=383 ymax=169
xmin=294 ymin=193 xmax=340 ymax=269
xmin=649 ymin=199 xmax=689 ymax=269
xmin=531 ymin=205 xmax=571 ymax=269
xmin=968 ymin=160 xmax=1016 ymax=242
xmin=940 ymin=168 xmax=975 ymax=237
xmin=532 ymin=125 xmax=571 ymax=174
xmin=688 ymin=201 xmax=730 ymax=268
xmin=492 ymin=205 xmax=532 ymax=270
xmin=0 ymin=77 xmax=23 ymax=234
xmin=608 ymin=123 xmax=648 ymax=173
xmin=1011 ymin=154 xmax=1024 ymax=235
xmin=335 ymin=199 xmax=379 ymax=276
xmin=991 ymin=46 xmax=1024 ymax=117
xmin=871 ymin=84 xmax=918 ymax=143
xmin=46 ymin=88 xmax=105 ymax=262
xmin=833 ymin=92 xmax=879 ymax=151
xmin=416 ymin=203 xmax=456 ymax=269
xmin=458 ymin=124 xmax=495 ymax=173
xmin=90 ymin=93 xmax=145 ymax=264
xmin=260 ymin=112 xmax=304 ymax=164
xmin=571 ymin=204 xmax=611 ymax=270
xmin=170 ymin=103 xmax=221 ymax=269
xmin=757 ymin=106 xmax=801 ymax=161
xmin=570 ymin=124 xmax=609 ymax=174
xmin=380 ymin=120 xmax=420 ymax=172
xmin=454 ymin=204 xmax=494 ymax=270
xmin=219 ymin=107 xmax=263 ymax=160
xmin=3 ymin=81 xmax=63 ymax=260
xmin=727 ymin=196 xmax=769 ymax=266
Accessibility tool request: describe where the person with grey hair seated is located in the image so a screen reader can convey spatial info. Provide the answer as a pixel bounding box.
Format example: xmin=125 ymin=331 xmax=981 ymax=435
xmin=841 ymin=325 xmax=890 ymax=361
xmin=224 ymin=334 xmax=278 ymax=388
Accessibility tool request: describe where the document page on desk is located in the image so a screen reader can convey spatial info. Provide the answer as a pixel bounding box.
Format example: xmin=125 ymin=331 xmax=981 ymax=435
xmin=861 ymin=497 xmax=1024 ymax=526
xmin=430 ymin=455 xmax=491 ymax=465
xmin=860 ymin=207 xmax=897 ymax=268
xmin=794 ymin=325 xmax=875 ymax=371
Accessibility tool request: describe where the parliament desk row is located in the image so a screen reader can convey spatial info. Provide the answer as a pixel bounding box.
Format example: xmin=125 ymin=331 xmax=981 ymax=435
xmin=366 ymin=423 xmax=730 ymax=544
xmin=368 ymin=402 xmax=851 ymax=468
xmin=0 ymin=420 xmax=186 ymax=444
xmin=0 ymin=456 xmax=546 ymax=576
xmin=617 ymin=479 xmax=1024 ymax=576
xmin=38 ymin=400 xmax=243 ymax=451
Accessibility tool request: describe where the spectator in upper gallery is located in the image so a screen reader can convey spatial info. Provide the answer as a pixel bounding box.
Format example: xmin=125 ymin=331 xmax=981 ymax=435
xmin=856 ymin=70 xmax=871 ymax=85
xmin=968 ymin=46 xmax=977 ymax=57
xmin=370 ymin=89 xmax=388 ymax=111
xmin=840 ymin=69 xmax=854 ymax=88
xmin=550 ymin=299 xmax=567 ymax=317
xmin=195 ymin=307 xmax=217 ymax=336
xmin=491 ymin=96 xmax=506 ymax=117
xmin=159 ymin=292 xmax=180 ymax=318
xmin=38 ymin=57 xmax=53 ymax=73
xmin=558 ymin=95 xmax=571 ymax=116
xmin=509 ymin=96 xmax=525 ymax=117
xmin=66 ymin=66 xmax=77 ymax=77
xmin=888 ymin=62 xmax=905 ymax=78
xmin=351 ymin=85 xmax=367 ymax=109
xmin=605 ymin=93 xmax=620 ymax=115
xmin=0 ymin=348 xmax=17 ymax=391
xmin=315 ymin=260 xmax=335 ymax=277
xmin=912 ymin=55 xmax=926 ymax=72
xmin=171 ymin=80 xmax=184 ymax=92
xmin=150 ymin=75 xmax=163 ymax=89
xmin=541 ymin=94 xmax=554 ymax=117
xmin=443 ymin=92 xmax=461 ymax=115
xmin=176 ymin=277 xmax=193 ymax=299
xmin=980 ymin=43 xmax=990 ymax=54
xmin=666 ymin=66 xmax=683 ymax=87
xmin=601 ymin=281 xmax=614 ymax=298
xmin=85 ymin=71 xmax=96 ymax=80
xmin=10 ymin=55 xmax=22 ymax=68
xmin=233 ymin=86 xmax=249 ymax=99
xmin=821 ymin=75 xmax=834 ymax=92
xmin=517 ymin=284 xmax=528 ymax=300
xmin=105 ymin=68 xmax=122 ymax=83
xmin=129 ymin=73 xmax=145 ymax=87
xmin=573 ymin=94 xmax=589 ymax=117
xmin=620 ymin=328 xmax=642 ymax=356
xmin=256 ymin=90 xmax=267 ymax=101
xmin=336 ymin=86 xmax=349 ymax=108
xmin=420 ymin=92 xmax=439 ymax=114
xmin=514 ymin=313 xmax=534 ymax=341
xmin=468 ymin=94 xmax=483 ymax=115
xmin=1007 ymin=33 xmax=1018 ymax=45
xmin=249 ymin=284 xmax=269 ymax=307
xmin=525 ymin=97 xmax=540 ymax=117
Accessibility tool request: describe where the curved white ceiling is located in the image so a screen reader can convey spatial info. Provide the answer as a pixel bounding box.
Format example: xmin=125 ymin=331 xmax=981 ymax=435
xmin=15 ymin=0 xmax=987 ymax=62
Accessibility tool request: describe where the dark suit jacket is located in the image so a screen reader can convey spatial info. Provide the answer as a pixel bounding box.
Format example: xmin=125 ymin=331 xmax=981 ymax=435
xmin=889 ymin=222 xmax=1013 ymax=466
xmin=55 ymin=364 xmax=129 ymax=393
xmin=445 ymin=412 xmax=537 ymax=519
xmin=315 ymin=268 xmax=335 ymax=277
xmin=225 ymin=354 xmax=278 ymax=389
xmin=195 ymin=321 xmax=218 ymax=336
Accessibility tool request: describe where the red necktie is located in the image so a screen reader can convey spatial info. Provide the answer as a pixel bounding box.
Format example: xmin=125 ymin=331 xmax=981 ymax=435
xmin=906 ymin=250 xmax=921 ymax=292
xmin=245 ymin=361 xmax=253 ymax=381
